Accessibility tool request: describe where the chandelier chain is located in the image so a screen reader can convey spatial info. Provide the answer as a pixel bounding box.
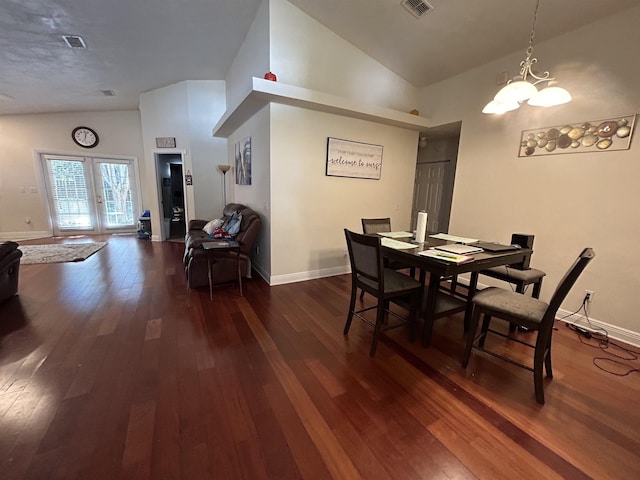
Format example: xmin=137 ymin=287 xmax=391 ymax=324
xmin=526 ymin=0 xmax=540 ymax=59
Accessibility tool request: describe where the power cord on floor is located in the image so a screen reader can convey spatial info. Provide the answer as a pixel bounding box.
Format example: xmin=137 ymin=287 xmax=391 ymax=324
xmin=561 ymin=294 xmax=640 ymax=377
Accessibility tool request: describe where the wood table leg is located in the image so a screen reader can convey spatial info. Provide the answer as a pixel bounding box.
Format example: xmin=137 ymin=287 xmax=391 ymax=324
xmin=464 ymin=271 xmax=479 ymax=332
xmin=422 ymin=272 xmax=441 ymax=347
xmin=207 ymin=254 xmax=213 ymax=301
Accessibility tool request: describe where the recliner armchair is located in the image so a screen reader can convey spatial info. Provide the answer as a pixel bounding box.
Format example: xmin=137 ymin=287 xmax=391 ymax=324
xmin=183 ymin=203 xmax=261 ymax=289
xmin=0 ymin=241 xmax=22 ymax=304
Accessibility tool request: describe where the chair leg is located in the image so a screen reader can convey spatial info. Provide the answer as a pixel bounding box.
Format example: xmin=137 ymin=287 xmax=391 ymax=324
xmin=533 ymin=355 xmax=546 ymax=404
xmin=533 ymin=335 xmax=549 ymax=404
xmin=509 ymin=281 xmax=527 ymax=332
xmin=359 ymin=288 xmax=365 ymax=300
xmin=462 ymin=306 xmax=482 ymax=368
xmin=478 ymin=314 xmax=491 ymax=348
xmin=370 ymin=299 xmax=386 ymax=357
xmin=532 ymin=279 xmax=543 ymax=299
xmin=408 ymin=289 xmax=421 ymax=342
xmin=544 ymin=337 xmax=553 ymax=379
xmin=344 ymin=283 xmax=358 ymax=335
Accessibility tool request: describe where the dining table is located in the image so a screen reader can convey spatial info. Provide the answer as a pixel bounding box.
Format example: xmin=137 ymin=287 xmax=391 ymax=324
xmin=380 ymin=233 xmax=533 ymax=347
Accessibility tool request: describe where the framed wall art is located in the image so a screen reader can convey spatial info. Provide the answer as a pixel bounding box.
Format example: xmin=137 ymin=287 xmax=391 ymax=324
xmin=156 ymin=137 xmax=176 ymax=148
xmin=326 ymin=137 xmax=383 ymax=180
xmin=518 ymin=114 xmax=636 ymax=157
xmin=235 ymin=136 xmax=251 ymax=185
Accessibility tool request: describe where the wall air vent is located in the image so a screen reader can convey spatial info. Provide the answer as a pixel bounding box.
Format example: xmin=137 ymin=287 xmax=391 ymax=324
xmin=62 ymin=35 xmax=86 ymax=48
xmin=101 ymin=90 xmax=116 ymax=97
xmin=401 ymin=0 xmax=434 ymax=18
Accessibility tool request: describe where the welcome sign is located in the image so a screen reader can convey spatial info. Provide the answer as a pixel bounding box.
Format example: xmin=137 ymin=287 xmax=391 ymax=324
xmin=326 ymin=137 xmax=383 ymax=180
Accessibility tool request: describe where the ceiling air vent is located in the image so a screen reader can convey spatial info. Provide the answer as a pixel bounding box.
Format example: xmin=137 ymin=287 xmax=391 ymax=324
xmin=101 ymin=90 xmax=116 ymax=97
xmin=401 ymin=0 xmax=434 ymax=18
xmin=62 ymin=35 xmax=86 ymax=48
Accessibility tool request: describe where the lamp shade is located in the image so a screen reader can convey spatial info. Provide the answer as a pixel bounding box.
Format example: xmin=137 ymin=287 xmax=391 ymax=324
xmin=482 ymin=99 xmax=520 ymax=115
xmin=527 ymin=86 xmax=572 ymax=107
xmin=217 ymin=164 xmax=231 ymax=173
xmin=494 ymin=80 xmax=538 ymax=103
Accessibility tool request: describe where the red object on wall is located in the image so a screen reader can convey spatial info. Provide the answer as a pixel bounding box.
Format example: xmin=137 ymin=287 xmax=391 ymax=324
xmin=264 ymin=72 xmax=277 ymax=81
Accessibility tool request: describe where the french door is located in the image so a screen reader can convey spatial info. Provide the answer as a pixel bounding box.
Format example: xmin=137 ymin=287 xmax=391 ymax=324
xmin=42 ymin=154 xmax=140 ymax=236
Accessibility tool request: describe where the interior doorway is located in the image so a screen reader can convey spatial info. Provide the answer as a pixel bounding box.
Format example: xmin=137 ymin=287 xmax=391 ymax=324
xmin=411 ymin=122 xmax=461 ymax=233
xmin=156 ymin=153 xmax=186 ymax=241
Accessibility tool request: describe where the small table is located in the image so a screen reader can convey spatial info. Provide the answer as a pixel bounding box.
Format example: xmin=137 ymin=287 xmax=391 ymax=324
xmin=202 ymin=240 xmax=241 ymax=300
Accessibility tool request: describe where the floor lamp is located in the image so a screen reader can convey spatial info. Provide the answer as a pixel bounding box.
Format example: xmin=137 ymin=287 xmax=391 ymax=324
xmin=217 ymin=164 xmax=231 ymax=206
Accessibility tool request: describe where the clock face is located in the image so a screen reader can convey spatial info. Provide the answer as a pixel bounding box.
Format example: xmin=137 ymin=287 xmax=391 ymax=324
xmin=72 ymin=126 xmax=99 ymax=148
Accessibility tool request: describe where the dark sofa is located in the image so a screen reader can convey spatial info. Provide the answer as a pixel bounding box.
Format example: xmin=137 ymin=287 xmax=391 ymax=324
xmin=0 ymin=241 xmax=22 ymax=303
xmin=184 ymin=203 xmax=262 ymax=288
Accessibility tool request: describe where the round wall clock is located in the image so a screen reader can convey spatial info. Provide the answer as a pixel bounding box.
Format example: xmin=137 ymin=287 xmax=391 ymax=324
xmin=72 ymin=126 xmax=99 ymax=148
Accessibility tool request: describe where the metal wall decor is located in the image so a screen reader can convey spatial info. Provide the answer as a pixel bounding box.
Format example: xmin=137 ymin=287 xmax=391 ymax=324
xmin=518 ymin=114 xmax=636 ymax=157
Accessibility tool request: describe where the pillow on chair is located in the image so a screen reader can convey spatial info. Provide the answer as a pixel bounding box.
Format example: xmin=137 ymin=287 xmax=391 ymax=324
xmin=202 ymin=218 xmax=224 ymax=235
xmin=225 ymin=213 xmax=243 ymax=237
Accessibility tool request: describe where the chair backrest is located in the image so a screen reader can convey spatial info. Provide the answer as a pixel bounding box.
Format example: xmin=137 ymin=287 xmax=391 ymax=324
xmin=510 ymin=233 xmax=535 ymax=270
xmin=344 ymin=229 xmax=383 ymax=289
xmin=361 ymin=218 xmax=392 ymax=235
xmin=543 ymin=248 xmax=595 ymax=326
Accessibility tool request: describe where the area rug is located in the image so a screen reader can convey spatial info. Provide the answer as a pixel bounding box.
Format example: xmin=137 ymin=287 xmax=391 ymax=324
xmin=18 ymin=242 xmax=107 ymax=265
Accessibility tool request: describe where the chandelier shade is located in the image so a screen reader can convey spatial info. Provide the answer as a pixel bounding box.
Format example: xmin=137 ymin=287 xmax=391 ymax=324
xmin=494 ymin=80 xmax=538 ymax=104
xmin=527 ymin=86 xmax=572 ymax=107
xmin=482 ymin=100 xmax=520 ymax=115
xmin=482 ymin=0 xmax=571 ymax=114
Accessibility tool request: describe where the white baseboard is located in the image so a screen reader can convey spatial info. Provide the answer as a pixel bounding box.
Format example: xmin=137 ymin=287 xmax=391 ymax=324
xmin=269 ymin=265 xmax=350 ymax=286
xmin=252 ymin=263 xmax=270 ymax=285
xmin=556 ymin=309 xmax=640 ymax=347
xmin=0 ymin=231 xmax=51 ymax=241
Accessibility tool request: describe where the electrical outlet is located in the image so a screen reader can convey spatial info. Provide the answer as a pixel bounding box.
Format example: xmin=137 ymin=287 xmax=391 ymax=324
xmin=585 ymin=290 xmax=594 ymax=302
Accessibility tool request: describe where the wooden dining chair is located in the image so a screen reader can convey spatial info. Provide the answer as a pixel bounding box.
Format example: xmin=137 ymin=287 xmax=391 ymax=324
xmin=360 ymin=218 xmax=415 ymax=299
xmin=343 ymin=229 xmax=423 ymax=357
xmin=479 ymin=233 xmax=546 ymax=332
xmin=462 ymin=248 xmax=595 ymax=404
xmin=361 ymin=217 xmax=394 ymax=235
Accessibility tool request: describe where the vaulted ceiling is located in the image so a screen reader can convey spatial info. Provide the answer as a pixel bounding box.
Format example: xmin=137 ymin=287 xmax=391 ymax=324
xmin=1 ymin=0 xmax=639 ymax=115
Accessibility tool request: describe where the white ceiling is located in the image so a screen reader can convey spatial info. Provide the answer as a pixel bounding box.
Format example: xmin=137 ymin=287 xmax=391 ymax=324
xmin=1 ymin=0 xmax=639 ymax=115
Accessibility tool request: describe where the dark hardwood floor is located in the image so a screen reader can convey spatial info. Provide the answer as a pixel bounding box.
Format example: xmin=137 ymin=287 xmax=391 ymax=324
xmin=2 ymin=235 xmax=639 ymax=479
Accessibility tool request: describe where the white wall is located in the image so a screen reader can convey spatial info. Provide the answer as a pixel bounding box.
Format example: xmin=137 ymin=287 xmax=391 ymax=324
xmin=269 ymin=0 xmax=419 ymax=113
xmin=225 ymin=0 xmax=270 ymax=111
xmin=0 ymin=110 xmax=144 ymax=239
xmin=418 ymin=6 xmax=640 ymax=341
xmin=186 ymin=81 xmax=228 ymax=219
xmin=269 ymin=104 xmax=418 ymax=284
xmin=228 ymin=105 xmax=271 ymax=279
xmin=139 ymin=80 xmax=227 ymax=239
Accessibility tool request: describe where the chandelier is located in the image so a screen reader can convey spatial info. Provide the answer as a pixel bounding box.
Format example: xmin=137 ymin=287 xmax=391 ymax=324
xmin=482 ymin=0 xmax=571 ymax=114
